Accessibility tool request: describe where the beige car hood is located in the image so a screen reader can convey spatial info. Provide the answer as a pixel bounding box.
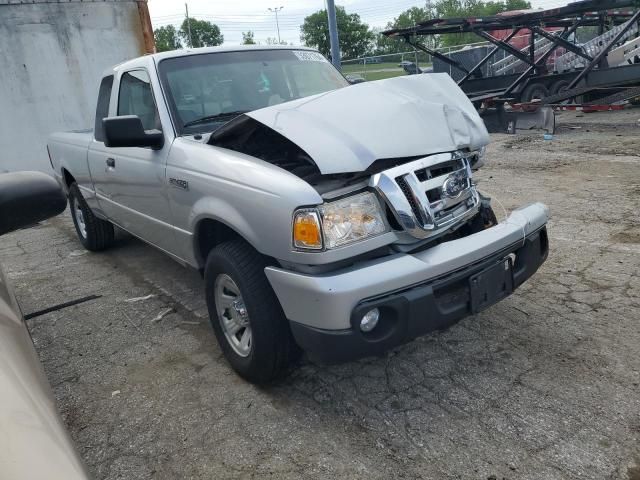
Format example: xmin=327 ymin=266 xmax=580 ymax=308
xmin=246 ymin=73 xmax=489 ymax=174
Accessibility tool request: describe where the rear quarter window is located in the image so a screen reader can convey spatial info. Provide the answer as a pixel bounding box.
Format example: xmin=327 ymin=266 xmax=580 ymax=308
xmin=94 ymin=75 xmax=114 ymax=142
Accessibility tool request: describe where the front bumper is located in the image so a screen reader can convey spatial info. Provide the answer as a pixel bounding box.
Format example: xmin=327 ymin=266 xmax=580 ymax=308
xmin=265 ymin=203 xmax=549 ymax=363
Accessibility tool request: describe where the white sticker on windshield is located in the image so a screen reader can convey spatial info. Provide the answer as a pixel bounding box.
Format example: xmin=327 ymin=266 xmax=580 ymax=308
xmin=293 ymin=50 xmax=326 ymax=62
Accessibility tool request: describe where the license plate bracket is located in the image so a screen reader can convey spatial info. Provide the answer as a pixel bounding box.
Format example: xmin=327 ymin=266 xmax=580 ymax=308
xmin=469 ymin=258 xmax=514 ymax=314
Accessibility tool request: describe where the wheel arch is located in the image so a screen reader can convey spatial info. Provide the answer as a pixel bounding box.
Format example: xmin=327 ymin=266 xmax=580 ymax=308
xmin=61 ymin=167 xmax=76 ymax=192
xmin=193 ymin=217 xmax=259 ymax=271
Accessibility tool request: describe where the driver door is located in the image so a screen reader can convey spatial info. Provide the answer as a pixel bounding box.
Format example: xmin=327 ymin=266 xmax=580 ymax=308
xmin=88 ymin=69 xmax=177 ymax=255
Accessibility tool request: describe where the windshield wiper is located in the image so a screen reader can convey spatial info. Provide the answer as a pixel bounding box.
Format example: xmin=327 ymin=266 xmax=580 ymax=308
xmin=182 ymin=111 xmax=247 ymax=129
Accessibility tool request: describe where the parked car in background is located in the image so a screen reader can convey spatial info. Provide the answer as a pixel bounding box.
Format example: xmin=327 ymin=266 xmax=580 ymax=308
xmin=345 ymin=73 xmax=366 ymax=84
xmin=49 ymin=45 xmax=549 ymax=384
xmin=0 ymin=171 xmax=88 ymax=480
xmin=399 ymin=60 xmax=423 ymax=75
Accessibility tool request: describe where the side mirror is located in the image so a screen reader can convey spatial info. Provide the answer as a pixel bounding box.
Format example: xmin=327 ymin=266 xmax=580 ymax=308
xmin=0 ymin=172 xmax=67 ymax=236
xmin=103 ymin=115 xmax=164 ymax=149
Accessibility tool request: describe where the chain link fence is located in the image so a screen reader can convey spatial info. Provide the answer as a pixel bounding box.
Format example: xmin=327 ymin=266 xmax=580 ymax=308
xmin=342 ymin=52 xmax=428 ymax=81
xmin=340 ymin=34 xmax=566 ymax=81
xmin=341 ymin=42 xmax=492 ymax=81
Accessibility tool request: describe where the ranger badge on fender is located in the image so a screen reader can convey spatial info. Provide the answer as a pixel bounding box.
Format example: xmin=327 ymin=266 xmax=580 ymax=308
xmin=169 ymin=178 xmax=189 ymax=191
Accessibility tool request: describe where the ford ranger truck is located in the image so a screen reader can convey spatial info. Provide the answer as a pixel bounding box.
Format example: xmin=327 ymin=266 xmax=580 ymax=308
xmin=48 ymin=46 xmax=549 ymax=383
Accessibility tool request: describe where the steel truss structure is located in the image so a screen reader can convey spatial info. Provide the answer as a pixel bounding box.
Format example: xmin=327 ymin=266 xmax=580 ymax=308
xmin=383 ymin=0 xmax=640 ymax=105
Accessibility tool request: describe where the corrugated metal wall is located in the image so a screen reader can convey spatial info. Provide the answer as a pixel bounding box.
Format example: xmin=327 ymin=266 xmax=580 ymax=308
xmin=0 ymin=0 xmax=154 ymax=173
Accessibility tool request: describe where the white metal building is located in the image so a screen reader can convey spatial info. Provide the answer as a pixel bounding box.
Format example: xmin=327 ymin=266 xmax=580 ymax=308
xmin=0 ymin=0 xmax=154 ymax=173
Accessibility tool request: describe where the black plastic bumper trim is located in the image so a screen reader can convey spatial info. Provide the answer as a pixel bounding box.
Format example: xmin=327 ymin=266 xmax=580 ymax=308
xmin=289 ymin=227 xmax=548 ymax=364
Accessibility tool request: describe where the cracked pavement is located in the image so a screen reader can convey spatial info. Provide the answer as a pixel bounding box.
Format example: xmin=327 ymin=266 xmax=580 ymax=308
xmin=1 ymin=109 xmax=639 ymax=479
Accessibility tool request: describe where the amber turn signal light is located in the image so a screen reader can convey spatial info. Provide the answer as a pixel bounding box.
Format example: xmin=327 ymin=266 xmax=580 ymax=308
xmin=293 ymin=211 xmax=322 ymax=250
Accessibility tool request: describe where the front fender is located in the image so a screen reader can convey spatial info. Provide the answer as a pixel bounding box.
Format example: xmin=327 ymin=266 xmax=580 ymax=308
xmin=168 ymin=138 xmax=325 ymax=266
xmin=189 ymin=197 xmax=261 ymax=256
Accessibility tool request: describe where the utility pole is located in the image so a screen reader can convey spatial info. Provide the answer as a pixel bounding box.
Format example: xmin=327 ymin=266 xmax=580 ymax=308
xmin=326 ymin=0 xmax=340 ymax=70
xmin=185 ymin=2 xmax=193 ymax=48
xmin=268 ymin=6 xmax=284 ymax=44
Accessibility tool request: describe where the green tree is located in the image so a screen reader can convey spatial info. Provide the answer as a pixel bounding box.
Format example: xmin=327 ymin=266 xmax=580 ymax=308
xmin=154 ymin=25 xmax=181 ymax=52
xmin=242 ymin=31 xmax=256 ymax=45
xmin=436 ymin=0 xmax=531 ymax=46
xmin=375 ymin=5 xmax=438 ymax=55
xmin=179 ymin=18 xmax=223 ymax=48
xmin=265 ymin=37 xmax=289 ymax=45
xmin=374 ymin=0 xmax=532 ymax=60
xmin=300 ymin=6 xmax=374 ymax=60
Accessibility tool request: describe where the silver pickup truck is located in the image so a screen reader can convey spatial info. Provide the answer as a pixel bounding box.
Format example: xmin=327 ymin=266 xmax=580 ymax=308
xmin=48 ymin=45 xmax=549 ymax=383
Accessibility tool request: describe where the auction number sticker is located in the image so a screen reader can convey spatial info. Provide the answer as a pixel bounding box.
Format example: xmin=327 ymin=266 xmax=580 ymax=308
xmin=293 ymin=51 xmax=326 ymax=62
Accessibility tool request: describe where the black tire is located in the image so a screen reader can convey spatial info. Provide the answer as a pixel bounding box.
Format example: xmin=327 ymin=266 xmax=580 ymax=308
xmin=520 ymin=82 xmax=550 ymax=103
xmin=204 ymin=240 xmax=299 ymax=384
xmin=68 ymin=183 xmax=115 ymax=251
xmin=549 ymin=79 xmax=570 ymax=95
xmin=464 ymin=196 xmax=498 ymax=235
xmin=549 ymin=80 xmax=576 ymax=104
xmin=480 ymin=202 xmax=498 ymax=227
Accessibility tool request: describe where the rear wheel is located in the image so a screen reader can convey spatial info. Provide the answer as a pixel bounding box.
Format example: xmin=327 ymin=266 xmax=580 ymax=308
xmin=549 ymin=80 xmax=576 ymax=104
xmin=69 ymin=183 xmax=114 ymax=251
xmin=204 ymin=240 xmax=299 ymax=383
xmin=549 ymin=79 xmax=570 ymax=95
xmin=520 ymin=82 xmax=550 ymax=103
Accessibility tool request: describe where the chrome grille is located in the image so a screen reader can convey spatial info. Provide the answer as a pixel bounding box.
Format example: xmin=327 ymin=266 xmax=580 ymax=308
xmin=370 ymin=151 xmax=480 ymax=240
xmin=395 ymin=176 xmax=422 ymax=223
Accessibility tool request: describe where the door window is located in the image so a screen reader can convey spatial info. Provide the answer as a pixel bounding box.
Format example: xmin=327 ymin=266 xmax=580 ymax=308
xmin=118 ymin=70 xmax=161 ymax=131
xmin=94 ymin=75 xmax=113 ymax=142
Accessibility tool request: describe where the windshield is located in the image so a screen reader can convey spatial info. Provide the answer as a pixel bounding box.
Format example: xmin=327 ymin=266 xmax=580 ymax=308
xmin=158 ymin=49 xmax=349 ymax=135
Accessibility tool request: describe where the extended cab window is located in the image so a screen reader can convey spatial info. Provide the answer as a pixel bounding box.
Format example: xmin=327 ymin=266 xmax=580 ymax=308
xmin=118 ymin=70 xmax=161 ymax=131
xmin=94 ymin=75 xmax=113 ymax=142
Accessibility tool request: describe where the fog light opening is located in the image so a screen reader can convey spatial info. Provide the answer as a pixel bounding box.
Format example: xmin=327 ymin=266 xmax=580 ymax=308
xmin=360 ymin=308 xmax=380 ymax=333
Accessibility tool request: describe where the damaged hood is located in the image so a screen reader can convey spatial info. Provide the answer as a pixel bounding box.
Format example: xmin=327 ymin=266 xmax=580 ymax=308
xmin=245 ymin=73 xmax=489 ymax=175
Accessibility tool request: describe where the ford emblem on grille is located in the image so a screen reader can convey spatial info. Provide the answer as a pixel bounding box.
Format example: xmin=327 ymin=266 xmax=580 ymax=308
xmin=370 ymin=152 xmax=479 ymax=240
xmin=442 ymin=172 xmax=467 ymax=198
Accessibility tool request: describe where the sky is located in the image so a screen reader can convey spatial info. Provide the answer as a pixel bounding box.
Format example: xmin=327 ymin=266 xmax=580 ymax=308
xmin=148 ymin=0 xmax=568 ymax=48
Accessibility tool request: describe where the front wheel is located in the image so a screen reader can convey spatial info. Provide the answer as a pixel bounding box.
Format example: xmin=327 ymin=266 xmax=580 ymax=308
xmin=204 ymin=240 xmax=299 ymax=383
xmin=69 ymin=183 xmax=114 ymax=251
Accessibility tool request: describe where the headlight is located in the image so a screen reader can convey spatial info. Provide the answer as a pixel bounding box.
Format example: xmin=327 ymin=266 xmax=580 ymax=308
xmin=293 ymin=192 xmax=388 ymax=251
xmin=320 ymin=192 xmax=388 ymax=248
xmin=471 ymin=145 xmax=486 ymax=170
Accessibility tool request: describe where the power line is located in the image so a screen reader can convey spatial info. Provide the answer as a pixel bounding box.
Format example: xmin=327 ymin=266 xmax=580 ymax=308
xmin=153 ymin=0 xmax=422 ymax=17
xmin=151 ymin=0 xmax=426 ymax=23
xmin=151 ymin=0 xmax=577 ymax=34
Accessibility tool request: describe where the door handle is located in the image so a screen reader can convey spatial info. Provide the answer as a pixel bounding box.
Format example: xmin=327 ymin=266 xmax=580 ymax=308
xmin=106 ymin=158 xmax=115 ymax=168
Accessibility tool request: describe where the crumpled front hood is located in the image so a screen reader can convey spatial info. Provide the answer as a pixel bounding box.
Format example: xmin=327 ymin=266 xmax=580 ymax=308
xmin=246 ymin=73 xmax=489 ymax=175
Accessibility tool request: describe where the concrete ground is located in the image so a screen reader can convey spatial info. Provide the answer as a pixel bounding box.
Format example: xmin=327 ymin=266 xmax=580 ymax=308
xmin=2 ymin=109 xmax=640 ymax=479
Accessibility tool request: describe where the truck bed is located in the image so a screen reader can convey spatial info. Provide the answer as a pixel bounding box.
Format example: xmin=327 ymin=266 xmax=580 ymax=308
xmin=48 ymin=130 xmax=94 ymax=189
